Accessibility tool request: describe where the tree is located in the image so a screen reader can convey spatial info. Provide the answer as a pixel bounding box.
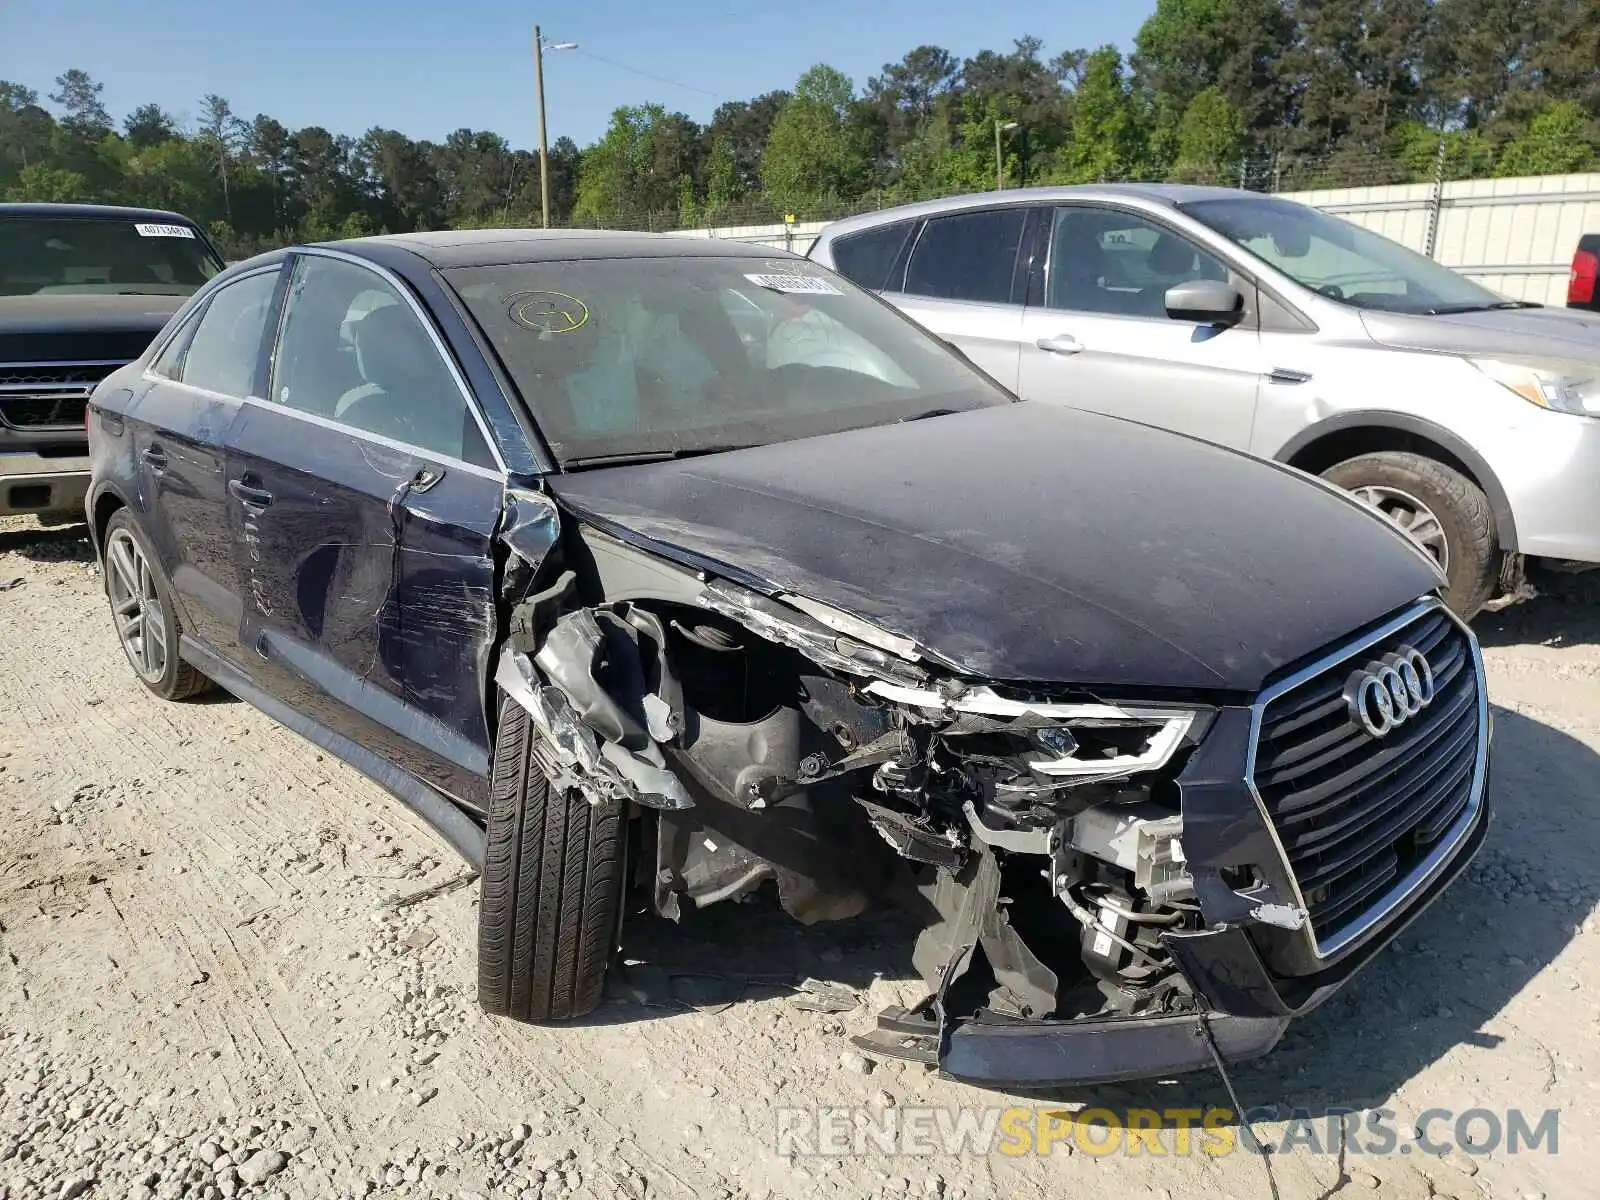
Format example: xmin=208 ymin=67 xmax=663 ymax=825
xmin=1172 ymin=87 xmax=1246 ymax=182
xmin=49 ymin=69 xmax=111 ymax=137
xmin=1495 ymin=101 xmax=1600 ymax=176
xmin=573 ymin=105 xmax=699 ymax=226
xmin=0 ymin=82 xmax=55 ymax=191
xmin=1062 ymin=47 xmax=1145 ymax=182
xmin=760 ymin=66 xmax=872 ymax=214
xmin=1132 ymin=0 xmax=1297 ymax=144
xmin=124 ymin=104 xmax=177 ymax=149
xmin=4 ymin=163 xmax=88 ymax=202
xmin=197 ymin=94 xmax=245 ymax=223
xmin=706 ymin=92 xmax=789 ymax=196
xmin=1285 ymin=0 xmax=1431 ymax=157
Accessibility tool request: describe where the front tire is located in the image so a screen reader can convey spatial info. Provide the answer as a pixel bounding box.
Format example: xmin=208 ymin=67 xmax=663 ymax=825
xmin=102 ymin=510 xmax=212 ymax=701
xmin=1322 ymin=451 xmax=1498 ymax=618
xmin=478 ymin=694 xmax=626 ymax=1022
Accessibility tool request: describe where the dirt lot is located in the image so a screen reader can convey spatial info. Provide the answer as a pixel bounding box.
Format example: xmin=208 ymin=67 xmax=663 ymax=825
xmin=2 ymin=515 xmax=1597 ymax=1200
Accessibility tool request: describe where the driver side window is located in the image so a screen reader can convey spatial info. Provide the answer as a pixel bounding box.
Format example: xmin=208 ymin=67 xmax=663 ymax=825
xmin=270 ymin=255 xmax=492 ymax=467
xmin=1047 ymin=207 xmax=1229 ymax=318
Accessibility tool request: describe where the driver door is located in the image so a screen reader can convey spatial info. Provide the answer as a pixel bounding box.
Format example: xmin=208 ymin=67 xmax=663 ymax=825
xmin=1017 ymin=205 xmax=1263 ymax=449
xmin=225 ymin=251 xmax=505 ymax=805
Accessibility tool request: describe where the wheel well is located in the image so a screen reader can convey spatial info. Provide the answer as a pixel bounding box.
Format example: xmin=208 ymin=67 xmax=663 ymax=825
xmin=92 ymin=491 xmax=125 ymax=551
xmin=1286 ymin=427 xmax=1482 ymax=493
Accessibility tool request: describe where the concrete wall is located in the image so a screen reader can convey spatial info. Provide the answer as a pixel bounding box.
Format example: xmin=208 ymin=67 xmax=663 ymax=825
xmin=676 ymin=173 xmax=1600 ymax=305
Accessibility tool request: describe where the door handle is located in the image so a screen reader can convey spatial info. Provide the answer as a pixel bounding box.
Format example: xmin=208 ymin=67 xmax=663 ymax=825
xmin=141 ymin=444 xmax=168 ymax=470
xmin=228 ymin=479 xmax=274 ymax=507
xmin=1266 ymin=367 xmax=1312 ymax=385
xmin=1035 ymin=334 xmax=1084 ymax=355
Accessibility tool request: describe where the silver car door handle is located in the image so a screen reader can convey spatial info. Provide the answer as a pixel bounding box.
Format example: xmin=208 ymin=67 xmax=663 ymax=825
xmin=1035 ymin=334 xmax=1083 ymax=355
xmin=1266 ymin=367 xmax=1312 ymax=385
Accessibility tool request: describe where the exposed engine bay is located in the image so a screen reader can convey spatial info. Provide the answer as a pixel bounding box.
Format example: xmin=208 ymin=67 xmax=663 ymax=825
xmin=492 ymin=491 xmax=1259 ymax=1052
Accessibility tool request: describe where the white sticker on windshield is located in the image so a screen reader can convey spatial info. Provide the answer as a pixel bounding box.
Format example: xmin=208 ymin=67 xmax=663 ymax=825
xmin=744 ymin=272 xmax=843 ymax=295
xmin=134 ymin=223 xmax=196 ymax=238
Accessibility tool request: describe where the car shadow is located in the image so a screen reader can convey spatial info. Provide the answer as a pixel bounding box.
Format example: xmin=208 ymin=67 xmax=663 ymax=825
xmin=580 ymin=895 xmax=924 ymax=1026
xmin=0 ymin=520 xmax=94 ymax=563
xmin=582 ymin=704 xmax=1597 ymax=1123
xmin=1475 ymin=565 xmax=1600 ymax=649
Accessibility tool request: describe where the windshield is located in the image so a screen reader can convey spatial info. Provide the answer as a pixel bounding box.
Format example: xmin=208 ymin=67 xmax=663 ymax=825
xmin=446 ymin=256 xmax=1011 ymax=465
xmin=1182 ymin=196 xmax=1507 ymax=315
xmin=0 ymin=217 xmax=224 ymax=297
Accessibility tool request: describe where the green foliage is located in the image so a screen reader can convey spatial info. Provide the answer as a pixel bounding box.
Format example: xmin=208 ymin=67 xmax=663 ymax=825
xmin=4 ymin=7 xmax=1599 ymax=251
xmin=1391 ymin=122 xmax=1497 ymax=182
xmin=4 ymin=164 xmax=89 ymax=202
xmin=1172 ymin=87 xmax=1246 ymax=182
xmin=1061 ymin=48 xmax=1145 ymax=183
xmin=1495 ymin=101 xmax=1600 ymax=177
xmin=760 ymin=66 xmax=872 ymax=215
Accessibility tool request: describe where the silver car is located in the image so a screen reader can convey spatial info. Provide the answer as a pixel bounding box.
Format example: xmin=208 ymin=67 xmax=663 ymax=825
xmin=810 ymin=185 xmax=1600 ymax=616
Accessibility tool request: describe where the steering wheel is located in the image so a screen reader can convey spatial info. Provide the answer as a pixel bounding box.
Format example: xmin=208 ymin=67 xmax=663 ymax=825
xmin=1316 ymin=283 xmax=1346 ymax=300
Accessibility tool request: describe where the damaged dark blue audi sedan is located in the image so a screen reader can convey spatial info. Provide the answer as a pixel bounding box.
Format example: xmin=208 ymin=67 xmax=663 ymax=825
xmin=85 ymin=230 xmax=1489 ymax=1089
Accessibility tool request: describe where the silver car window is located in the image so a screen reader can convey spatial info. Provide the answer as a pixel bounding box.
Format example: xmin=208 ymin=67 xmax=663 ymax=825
xmin=1046 ymin=207 xmax=1230 ymax=318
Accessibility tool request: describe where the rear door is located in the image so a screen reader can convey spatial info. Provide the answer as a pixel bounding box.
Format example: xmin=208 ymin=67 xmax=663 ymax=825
xmin=879 ymin=207 xmax=1030 ymax=391
xmin=226 ymin=250 xmax=505 ymax=805
xmin=1017 ymin=204 xmax=1262 ymax=448
xmin=126 ymin=265 xmax=281 ymax=661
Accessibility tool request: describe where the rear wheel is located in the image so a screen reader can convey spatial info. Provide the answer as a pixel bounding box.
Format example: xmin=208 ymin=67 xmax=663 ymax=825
xmin=1322 ymin=451 xmax=1498 ymax=618
xmin=102 ymin=510 xmax=212 ymax=700
xmin=478 ymin=694 xmax=626 ymax=1022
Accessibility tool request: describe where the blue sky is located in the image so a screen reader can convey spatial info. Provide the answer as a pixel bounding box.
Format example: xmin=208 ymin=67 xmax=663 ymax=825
xmin=3 ymin=0 xmax=1155 ymax=150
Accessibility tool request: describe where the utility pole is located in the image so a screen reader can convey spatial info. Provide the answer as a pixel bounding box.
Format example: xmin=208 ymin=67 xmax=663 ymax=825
xmin=995 ymin=121 xmax=1019 ymax=191
xmin=534 ymin=24 xmax=550 ymax=228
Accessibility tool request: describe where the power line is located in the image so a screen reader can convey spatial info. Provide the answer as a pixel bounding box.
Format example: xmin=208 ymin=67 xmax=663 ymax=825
xmin=567 ymin=48 xmax=724 ymax=101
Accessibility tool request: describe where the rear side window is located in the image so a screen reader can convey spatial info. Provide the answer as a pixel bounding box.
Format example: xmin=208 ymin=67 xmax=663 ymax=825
xmin=828 ymin=220 xmax=915 ymax=292
xmin=176 ymin=271 xmax=279 ymax=397
xmin=903 ymin=209 xmax=1026 ymax=304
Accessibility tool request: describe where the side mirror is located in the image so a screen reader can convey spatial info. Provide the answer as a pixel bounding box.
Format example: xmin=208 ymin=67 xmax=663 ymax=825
xmin=1165 ymin=280 xmax=1244 ymax=324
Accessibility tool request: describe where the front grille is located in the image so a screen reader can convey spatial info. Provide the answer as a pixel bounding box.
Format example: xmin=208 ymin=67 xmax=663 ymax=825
xmin=0 ymin=361 xmax=122 ymax=430
xmin=1251 ymin=605 xmax=1483 ymax=948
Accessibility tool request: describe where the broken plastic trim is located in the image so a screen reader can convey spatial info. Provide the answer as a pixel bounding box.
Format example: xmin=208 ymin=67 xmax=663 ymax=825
xmin=864 ymin=680 xmax=1201 ymax=784
xmin=494 ymin=644 xmax=693 ymax=811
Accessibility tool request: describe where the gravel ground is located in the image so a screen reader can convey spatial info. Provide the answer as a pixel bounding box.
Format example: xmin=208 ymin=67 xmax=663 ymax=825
xmin=2 ymin=515 xmax=1598 ymax=1200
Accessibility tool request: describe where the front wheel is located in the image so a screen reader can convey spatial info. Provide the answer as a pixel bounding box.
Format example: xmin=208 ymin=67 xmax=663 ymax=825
xmin=477 ymin=694 xmax=626 ymax=1022
xmin=1322 ymin=451 xmax=1498 ymax=619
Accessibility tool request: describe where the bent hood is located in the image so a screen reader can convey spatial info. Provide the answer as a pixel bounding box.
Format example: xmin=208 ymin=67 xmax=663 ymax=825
xmin=1362 ymin=304 xmax=1600 ymax=361
xmin=548 ymin=403 xmax=1441 ymax=693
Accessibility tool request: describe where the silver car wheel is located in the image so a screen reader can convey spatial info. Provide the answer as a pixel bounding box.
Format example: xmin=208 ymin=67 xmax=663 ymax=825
xmin=105 ymin=528 xmax=167 ymax=682
xmin=1350 ymin=484 xmax=1451 ymax=573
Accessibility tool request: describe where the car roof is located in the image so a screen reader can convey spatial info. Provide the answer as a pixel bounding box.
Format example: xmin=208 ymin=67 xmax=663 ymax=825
xmin=0 ymin=202 xmax=204 ymax=224
xmin=813 ymin=183 xmax=1255 ymax=242
xmin=318 ymin=228 xmax=794 ymax=269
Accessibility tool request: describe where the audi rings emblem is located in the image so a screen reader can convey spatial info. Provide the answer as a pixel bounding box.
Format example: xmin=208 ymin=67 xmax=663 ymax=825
xmin=1345 ymin=645 xmax=1436 ymax=738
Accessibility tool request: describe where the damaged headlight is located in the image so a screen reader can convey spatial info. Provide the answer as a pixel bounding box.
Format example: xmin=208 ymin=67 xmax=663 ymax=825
xmin=864 ymin=679 xmax=1208 ymax=787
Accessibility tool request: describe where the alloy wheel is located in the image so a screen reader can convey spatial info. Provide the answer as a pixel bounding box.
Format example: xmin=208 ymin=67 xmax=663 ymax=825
xmin=1349 ymin=484 xmax=1451 ymax=573
xmin=105 ymin=528 xmax=167 ymax=682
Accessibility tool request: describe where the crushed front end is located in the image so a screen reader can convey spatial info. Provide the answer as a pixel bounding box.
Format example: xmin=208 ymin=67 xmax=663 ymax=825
xmin=496 ymin=517 xmax=1491 ymax=1089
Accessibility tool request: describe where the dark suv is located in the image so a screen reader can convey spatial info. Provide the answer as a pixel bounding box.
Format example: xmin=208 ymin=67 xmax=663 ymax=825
xmin=86 ymin=231 xmax=1489 ymax=1089
xmin=0 ymin=203 xmax=224 ymax=518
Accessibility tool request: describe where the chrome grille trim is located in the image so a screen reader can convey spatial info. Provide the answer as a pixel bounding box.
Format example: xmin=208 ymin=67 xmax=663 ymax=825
xmin=1244 ymin=597 xmax=1489 ymax=961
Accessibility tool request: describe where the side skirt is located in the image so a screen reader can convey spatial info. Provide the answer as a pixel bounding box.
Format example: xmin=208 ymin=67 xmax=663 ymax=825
xmin=180 ymin=636 xmax=488 ymax=868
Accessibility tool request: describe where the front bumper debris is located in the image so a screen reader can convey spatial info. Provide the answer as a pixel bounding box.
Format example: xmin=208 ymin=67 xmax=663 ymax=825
xmin=892 ymin=763 xmax=1489 ymax=1090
